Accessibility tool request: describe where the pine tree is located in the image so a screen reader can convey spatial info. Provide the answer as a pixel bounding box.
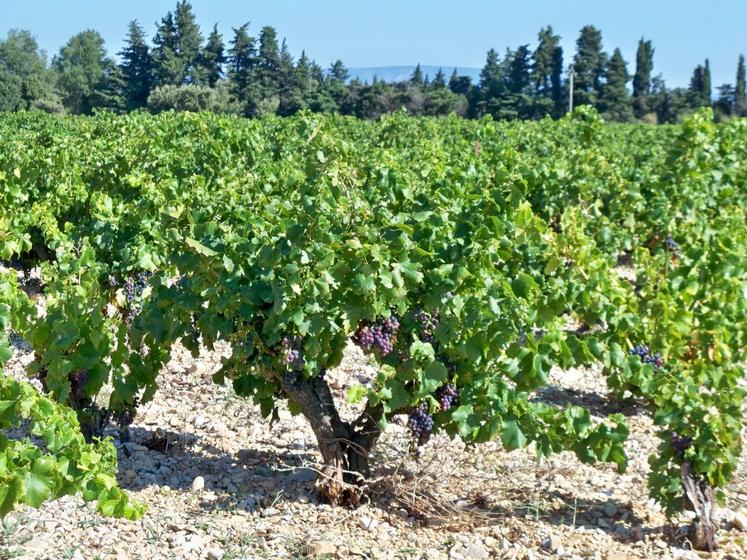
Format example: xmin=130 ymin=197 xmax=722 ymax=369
xmin=174 ymin=0 xmax=203 ymax=83
xmin=507 ymin=45 xmax=531 ymax=94
xmin=410 ymin=63 xmax=424 ymax=86
xmin=573 ymin=25 xmax=607 ymax=108
xmin=53 ymin=30 xmax=110 ymax=114
xmin=329 ymin=60 xmax=349 ymax=83
xmin=227 ymin=23 xmax=257 ymax=115
xmin=89 ymin=61 xmax=127 ymax=113
xmin=474 ymin=48 xmax=507 ymax=118
xmin=736 ymin=54 xmax=746 ymax=115
xmin=252 ymin=25 xmax=280 ymax=106
xmin=479 ymin=49 xmax=501 ymax=92
xmin=632 ymin=38 xmax=654 ymax=117
xmin=278 ymin=41 xmax=305 ymax=116
xmin=199 ymin=25 xmax=225 ymax=87
xmin=714 ymin=84 xmax=735 ymax=117
xmin=152 ymin=11 xmax=181 ymax=86
xmin=119 ymin=20 xmax=152 ymax=109
xmin=600 ymin=48 xmax=633 ymax=121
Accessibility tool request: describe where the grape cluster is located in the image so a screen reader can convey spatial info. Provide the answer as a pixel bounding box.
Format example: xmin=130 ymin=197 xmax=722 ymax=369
xmin=69 ymin=370 xmax=89 ymax=404
xmin=353 ymin=316 xmax=400 ymax=356
xmin=281 ymin=336 xmax=305 ymax=370
xmin=437 ymin=383 xmax=459 ymax=411
xmin=630 ymin=344 xmax=664 ymax=370
xmin=123 ymin=271 xmax=153 ymax=306
xmin=407 ymin=402 xmax=434 ymax=445
xmin=664 ymin=236 xmax=681 ymax=256
xmin=518 ymin=328 xmax=545 ymax=346
xmin=413 ymin=308 xmax=439 ymax=343
xmin=670 ymin=432 xmax=692 ymax=459
xmin=113 ymin=397 xmax=140 ymax=440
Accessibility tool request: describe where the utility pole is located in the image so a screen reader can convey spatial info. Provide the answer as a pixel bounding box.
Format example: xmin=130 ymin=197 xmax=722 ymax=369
xmin=568 ymin=64 xmax=575 ymax=113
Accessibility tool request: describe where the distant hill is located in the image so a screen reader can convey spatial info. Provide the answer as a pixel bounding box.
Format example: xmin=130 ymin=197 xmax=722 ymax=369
xmin=347 ymin=65 xmax=481 ymax=84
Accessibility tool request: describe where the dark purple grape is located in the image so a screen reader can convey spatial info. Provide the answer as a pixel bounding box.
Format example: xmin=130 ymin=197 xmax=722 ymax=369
xmin=413 ymin=308 xmax=439 ymax=344
xmin=353 ymin=315 xmax=399 ymax=357
xmin=437 ymin=383 xmax=459 ymax=412
xmin=408 ymin=402 xmax=434 ymax=445
xmin=670 ymin=432 xmax=692 ymax=459
xmin=281 ymin=336 xmax=305 ymax=370
xmin=664 ymin=237 xmax=681 ymax=253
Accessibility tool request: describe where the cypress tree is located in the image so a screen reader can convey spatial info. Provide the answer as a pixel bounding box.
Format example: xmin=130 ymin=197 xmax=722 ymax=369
xmin=532 ymin=26 xmax=563 ymax=116
xmin=532 ymin=27 xmax=562 ymax=96
xmin=119 ymin=21 xmax=152 ymax=109
xmin=632 ymin=38 xmax=654 ymax=117
xmin=688 ymin=63 xmax=707 ymax=107
xmin=736 ymin=54 xmax=746 ymax=114
xmin=703 ymin=59 xmax=711 ymax=105
xmin=410 ymin=63 xmax=424 ymax=86
xmin=431 ymin=68 xmax=446 ymax=89
xmin=257 ymin=26 xmax=280 ymax=99
xmin=600 ymin=48 xmax=633 ymax=121
xmin=573 ymin=25 xmax=607 ymax=108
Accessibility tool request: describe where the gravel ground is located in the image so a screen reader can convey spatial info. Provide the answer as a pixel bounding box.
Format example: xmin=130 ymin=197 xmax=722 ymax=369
xmin=1 ymin=338 xmax=746 ymax=560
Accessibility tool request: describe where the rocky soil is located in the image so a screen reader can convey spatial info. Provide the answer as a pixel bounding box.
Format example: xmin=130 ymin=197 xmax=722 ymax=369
xmin=1 ymin=339 xmax=746 ymax=560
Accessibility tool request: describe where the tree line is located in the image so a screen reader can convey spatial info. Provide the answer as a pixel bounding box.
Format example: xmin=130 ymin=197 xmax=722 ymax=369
xmin=1 ymin=1 xmax=745 ymax=122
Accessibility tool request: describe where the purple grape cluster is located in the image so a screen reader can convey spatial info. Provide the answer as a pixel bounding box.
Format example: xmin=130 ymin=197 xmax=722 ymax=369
xmin=630 ymin=344 xmax=664 ymax=370
xmin=281 ymin=336 xmax=305 ymax=370
xmin=437 ymin=383 xmax=459 ymax=411
xmin=113 ymin=396 xmax=140 ymax=434
xmin=670 ymin=432 xmax=692 ymax=459
xmin=408 ymin=402 xmax=434 ymax=445
xmin=413 ymin=308 xmax=439 ymax=344
xmin=664 ymin=236 xmax=681 ymax=256
xmin=69 ymin=370 xmax=89 ymax=404
xmin=353 ymin=316 xmax=400 ymax=356
xmin=123 ymin=271 xmax=153 ymax=305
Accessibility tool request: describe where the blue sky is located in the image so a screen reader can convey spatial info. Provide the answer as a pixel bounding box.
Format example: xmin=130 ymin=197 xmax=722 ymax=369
xmin=2 ymin=0 xmax=745 ymax=88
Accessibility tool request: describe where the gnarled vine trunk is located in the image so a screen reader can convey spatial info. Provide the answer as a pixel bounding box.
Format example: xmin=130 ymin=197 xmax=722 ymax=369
xmin=278 ymin=372 xmax=382 ymax=506
xmin=681 ymin=461 xmax=717 ymax=551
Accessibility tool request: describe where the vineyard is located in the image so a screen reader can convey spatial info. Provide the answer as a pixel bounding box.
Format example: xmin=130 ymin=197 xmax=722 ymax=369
xmin=1 ymin=108 xmax=746 ymax=558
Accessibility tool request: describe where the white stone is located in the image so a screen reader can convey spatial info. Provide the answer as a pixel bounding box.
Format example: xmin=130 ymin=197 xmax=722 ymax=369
xmin=305 ymin=541 xmax=336 ymax=557
xmin=733 ymin=509 xmax=747 ymax=532
xmin=358 ymin=516 xmax=378 ymax=531
xmin=191 ymin=475 xmax=205 ymax=492
xmin=463 ymin=543 xmax=490 ymax=559
xmin=207 ymin=548 xmax=225 ymax=560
